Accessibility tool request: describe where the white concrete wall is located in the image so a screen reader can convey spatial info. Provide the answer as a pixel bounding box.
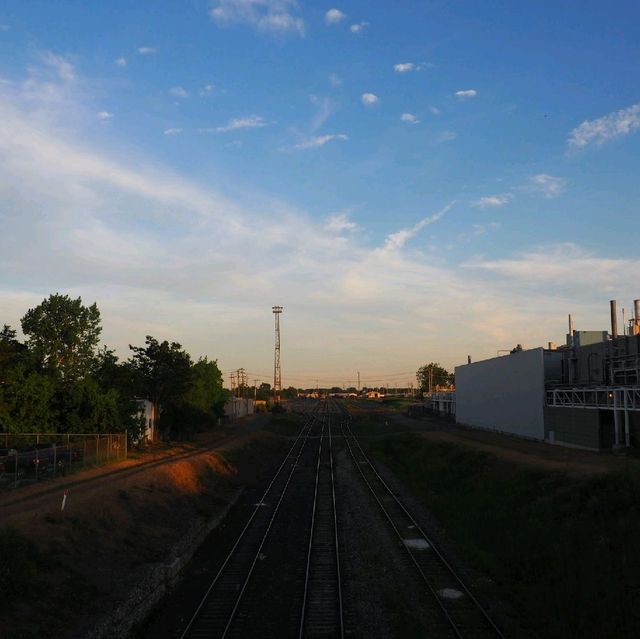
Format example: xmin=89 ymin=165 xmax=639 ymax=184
xmin=455 ymin=348 xmax=551 ymax=440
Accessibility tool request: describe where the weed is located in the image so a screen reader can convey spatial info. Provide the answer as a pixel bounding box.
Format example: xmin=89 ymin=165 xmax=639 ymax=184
xmin=364 ymin=430 xmax=640 ymax=639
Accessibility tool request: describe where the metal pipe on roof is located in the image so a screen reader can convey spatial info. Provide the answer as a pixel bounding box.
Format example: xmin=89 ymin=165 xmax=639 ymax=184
xmin=568 ymin=314 xmax=574 ymax=346
xmin=634 ymin=299 xmax=640 ymax=323
xmin=610 ymin=300 xmax=618 ymax=339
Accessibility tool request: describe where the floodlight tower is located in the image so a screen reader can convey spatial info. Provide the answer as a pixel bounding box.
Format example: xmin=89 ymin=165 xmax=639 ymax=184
xmin=272 ymin=306 xmax=283 ymax=401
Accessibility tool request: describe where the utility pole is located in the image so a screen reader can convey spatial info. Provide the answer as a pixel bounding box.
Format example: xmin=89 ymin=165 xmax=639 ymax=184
xmin=253 ymin=379 xmax=258 ymax=400
xmin=357 ymin=371 xmax=360 ymax=391
xmin=272 ymin=306 xmax=283 ymax=402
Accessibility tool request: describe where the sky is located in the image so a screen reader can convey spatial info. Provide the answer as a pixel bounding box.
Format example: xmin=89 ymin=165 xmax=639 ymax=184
xmin=1 ymin=1 xmax=639 ymax=389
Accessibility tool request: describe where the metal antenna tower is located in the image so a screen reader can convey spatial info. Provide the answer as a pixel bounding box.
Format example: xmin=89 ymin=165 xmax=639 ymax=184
xmin=272 ymin=306 xmax=283 ymax=401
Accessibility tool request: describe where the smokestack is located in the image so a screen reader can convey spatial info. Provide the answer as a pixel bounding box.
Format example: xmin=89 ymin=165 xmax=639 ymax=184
xmin=635 ymin=299 xmax=640 ymax=323
xmin=467 ymin=355 xmax=471 ymax=364
xmin=610 ymin=300 xmax=618 ymax=339
xmin=568 ymin=314 xmax=574 ymax=346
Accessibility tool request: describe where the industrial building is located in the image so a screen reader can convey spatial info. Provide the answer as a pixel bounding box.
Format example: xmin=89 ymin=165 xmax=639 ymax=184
xmin=453 ymin=299 xmax=640 ymax=451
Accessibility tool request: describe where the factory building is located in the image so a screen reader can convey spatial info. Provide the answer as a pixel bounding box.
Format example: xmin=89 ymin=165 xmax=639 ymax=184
xmin=455 ymin=299 xmax=640 ymax=451
xmin=455 ymin=347 xmax=562 ymax=441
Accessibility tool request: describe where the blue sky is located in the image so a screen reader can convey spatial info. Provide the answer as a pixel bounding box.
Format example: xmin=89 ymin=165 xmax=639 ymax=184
xmin=1 ymin=1 xmax=639 ymax=388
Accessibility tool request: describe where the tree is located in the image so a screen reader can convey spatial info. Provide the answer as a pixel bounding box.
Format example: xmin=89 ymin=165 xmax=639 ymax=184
xmin=183 ymin=357 xmax=226 ymax=423
xmin=21 ymin=294 xmax=101 ymax=382
xmin=0 ymin=325 xmax=28 ymax=381
xmin=416 ymin=362 xmax=453 ymax=392
xmin=127 ymin=336 xmax=193 ymax=439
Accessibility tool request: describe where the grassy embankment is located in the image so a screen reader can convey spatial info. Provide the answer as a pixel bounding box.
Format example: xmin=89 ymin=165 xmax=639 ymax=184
xmin=355 ymin=417 xmax=640 ymax=639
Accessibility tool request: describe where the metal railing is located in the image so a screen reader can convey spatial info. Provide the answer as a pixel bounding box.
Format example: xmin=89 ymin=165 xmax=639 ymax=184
xmin=0 ymin=432 xmax=127 ymax=490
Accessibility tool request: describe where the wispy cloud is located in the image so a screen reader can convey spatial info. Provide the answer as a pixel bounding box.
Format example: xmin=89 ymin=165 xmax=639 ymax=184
xmin=292 ymin=133 xmax=348 ymax=150
xmin=529 ymin=174 xmax=566 ymax=198
xmin=455 ymin=89 xmax=477 ymax=99
xmin=328 ymin=72 xmax=342 ymax=87
xmin=309 ymin=94 xmax=336 ymax=132
xmin=42 ymin=52 xmax=75 ymax=82
xmin=137 ymin=46 xmax=158 ymax=55
xmin=325 ymin=212 xmax=358 ymax=232
xmin=400 ymin=113 xmax=419 ymax=124
xmin=350 ymin=21 xmax=368 ymax=33
xmin=569 ymin=102 xmax=640 ymax=148
xmin=210 ymin=0 xmax=305 ymax=36
xmin=4 ymin=54 xmax=635 ymax=377
xmin=437 ymin=130 xmax=457 ymax=143
xmin=96 ymin=111 xmax=114 ymax=122
xmin=164 ymin=128 xmax=183 ymax=136
xmin=382 ymin=202 xmax=455 ymax=252
xmin=213 ymin=115 xmax=269 ymax=133
xmin=199 ymin=84 xmax=215 ymax=96
xmin=115 ymin=57 xmax=127 ymax=67
xmin=361 ymin=92 xmax=379 ymax=106
xmin=169 ymin=86 xmax=189 ymax=99
xmin=393 ymin=62 xmax=422 ymax=74
xmin=325 ymin=8 xmax=346 ymax=24
xmin=472 ymin=194 xmax=511 ymax=208
xmin=428 ymin=106 xmax=440 ymax=115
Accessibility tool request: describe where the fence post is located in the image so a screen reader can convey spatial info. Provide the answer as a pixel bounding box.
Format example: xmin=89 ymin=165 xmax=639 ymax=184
xmin=124 ymin=430 xmax=128 ymax=460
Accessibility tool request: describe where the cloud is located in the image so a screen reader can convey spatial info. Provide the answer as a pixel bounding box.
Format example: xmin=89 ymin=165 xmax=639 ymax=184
xmin=96 ymin=111 xmax=114 ymax=122
xmin=328 ymin=72 xmax=341 ymax=87
xmin=213 ymin=115 xmax=269 ymax=133
xmin=309 ymin=94 xmax=336 ymax=132
xmin=437 ymin=130 xmax=457 ymax=143
xmin=569 ymin=102 xmax=640 ymax=148
xmin=472 ymin=194 xmax=511 ymax=208
xmin=292 ymin=133 xmax=348 ymax=150
xmin=455 ymin=89 xmax=477 ymax=99
xmin=164 ymin=128 xmax=183 ymax=135
xmin=325 ymin=213 xmax=358 ymax=232
xmin=361 ymin=92 xmax=379 ymax=106
xmin=199 ymin=84 xmax=215 ymax=96
xmin=458 ymin=222 xmax=501 ymax=241
xmin=400 ymin=113 xmax=419 ymax=124
xmin=115 ymin=57 xmax=127 ymax=67
xmin=169 ymin=86 xmax=189 ymax=99
xmin=210 ymin=0 xmax=305 ymax=36
xmin=137 ymin=47 xmax=158 ymax=55
xmin=428 ymin=106 xmax=440 ymax=115
xmin=382 ymin=202 xmax=455 ymax=252
xmin=42 ymin=52 xmax=75 ymax=82
xmin=4 ymin=54 xmax=637 ymax=378
xmin=529 ymin=174 xmax=566 ymax=198
xmin=325 ymin=8 xmax=346 ymax=24
xmin=350 ymin=22 xmax=368 ymax=33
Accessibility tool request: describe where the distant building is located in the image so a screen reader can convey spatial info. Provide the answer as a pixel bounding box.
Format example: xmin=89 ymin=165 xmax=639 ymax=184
xmin=135 ymin=399 xmax=157 ymax=442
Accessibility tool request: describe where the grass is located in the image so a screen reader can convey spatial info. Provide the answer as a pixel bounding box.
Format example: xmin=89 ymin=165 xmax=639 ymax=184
xmin=0 ymin=527 xmax=42 ymax=609
xmin=362 ymin=428 xmax=640 ymax=639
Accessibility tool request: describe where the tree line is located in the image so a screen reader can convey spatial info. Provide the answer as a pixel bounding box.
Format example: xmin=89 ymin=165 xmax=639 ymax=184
xmin=0 ymin=294 xmax=226 ymax=440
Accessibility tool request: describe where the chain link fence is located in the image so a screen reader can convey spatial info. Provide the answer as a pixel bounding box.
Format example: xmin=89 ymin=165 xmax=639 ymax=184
xmin=0 ymin=432 xmax=127 ymax=490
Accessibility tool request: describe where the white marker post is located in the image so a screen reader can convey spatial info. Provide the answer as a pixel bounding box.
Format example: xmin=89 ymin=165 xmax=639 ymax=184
xmin=61 ymin=489 xmax=68 ymax=511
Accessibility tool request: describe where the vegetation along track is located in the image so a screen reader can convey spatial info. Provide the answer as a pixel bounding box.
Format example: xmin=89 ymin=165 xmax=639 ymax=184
xmin=337 ymin=401 xmax=505 ymax=639
xmin=179 ymin=400 xmax=344 ymax=639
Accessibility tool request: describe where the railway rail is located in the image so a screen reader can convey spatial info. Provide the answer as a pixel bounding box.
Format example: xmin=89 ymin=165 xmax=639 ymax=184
xmin=180 ymin=401 xmax=344 ymax=639
xmin=337 ymin=402 xmax=505 ymax=639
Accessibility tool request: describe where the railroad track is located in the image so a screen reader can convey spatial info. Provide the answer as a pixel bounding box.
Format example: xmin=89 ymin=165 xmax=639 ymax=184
xmin=180 ymin=401 xmax=344 ymax=639
xmin=338 ymin=404 xmax=505 ymax=639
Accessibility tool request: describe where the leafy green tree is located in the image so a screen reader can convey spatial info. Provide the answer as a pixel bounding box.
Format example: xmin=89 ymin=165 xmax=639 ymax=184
xmin=127 ymin=336 xmax=193 ymax=439
xmin=21 ymin=294 xmax=101 ymax=382
xmin=0 ymin=325 xmax=28 ymax=380
xmin=0 ymin=366 xmax=56 ymax=432
xmin=184 ymin=357 xmax=226 ymax=422
xmin=416 ymin=362 xmax=453 ymax=392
